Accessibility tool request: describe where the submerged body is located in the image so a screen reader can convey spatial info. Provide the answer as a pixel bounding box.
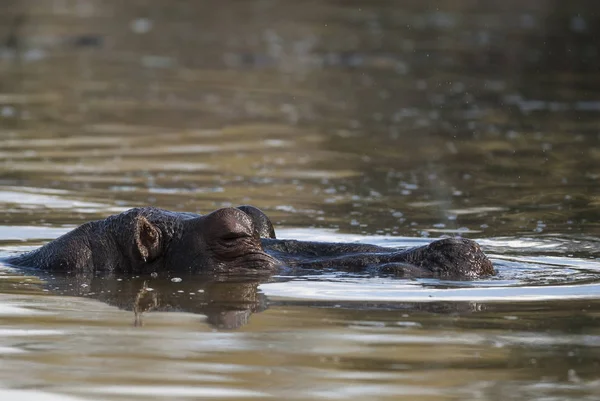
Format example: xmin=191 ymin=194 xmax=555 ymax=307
xmin=5 ymin=206 xmax=495 ymax=279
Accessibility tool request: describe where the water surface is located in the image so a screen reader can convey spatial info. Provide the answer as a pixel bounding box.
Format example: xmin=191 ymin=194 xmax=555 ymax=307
xmin=1 ymin=0 xmax=600 ymax=400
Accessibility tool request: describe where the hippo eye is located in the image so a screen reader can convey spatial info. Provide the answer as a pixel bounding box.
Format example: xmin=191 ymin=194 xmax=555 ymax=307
xmin=220 ymin=231 xmax=250 ymax=241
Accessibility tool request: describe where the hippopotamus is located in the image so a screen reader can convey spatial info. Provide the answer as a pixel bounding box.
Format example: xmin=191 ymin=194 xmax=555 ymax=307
xmin=5 ymin=206 xmax=495 ymax=278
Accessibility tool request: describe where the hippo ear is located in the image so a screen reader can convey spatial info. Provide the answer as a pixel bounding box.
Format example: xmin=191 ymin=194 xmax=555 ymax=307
xmin=236 ymin=205 xmax=276 ymax=239
xmin=134 ymin=216 xmax=162 ymax=263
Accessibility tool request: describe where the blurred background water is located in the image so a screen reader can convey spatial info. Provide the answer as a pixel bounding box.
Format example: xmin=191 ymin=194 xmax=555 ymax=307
xmin=0 ymin=0 xmax=600 ymax=400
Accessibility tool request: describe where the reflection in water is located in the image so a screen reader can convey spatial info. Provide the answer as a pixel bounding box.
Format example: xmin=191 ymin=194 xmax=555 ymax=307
xmin=1 ymin=262 xmax=600 ymax=400
xmin=45 ymin=271 xmax=268 ymax=330
xmin=1 ymin=0 xmax=600 ymax=400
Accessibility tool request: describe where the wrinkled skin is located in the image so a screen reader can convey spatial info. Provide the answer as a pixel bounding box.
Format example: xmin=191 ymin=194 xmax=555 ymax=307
xmin=5 ymin=206 xmax=495 ymax=279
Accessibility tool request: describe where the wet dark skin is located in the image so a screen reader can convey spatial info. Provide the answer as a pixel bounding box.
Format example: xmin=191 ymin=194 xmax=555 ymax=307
xmin=5 ymin=206 xmax=495 ymax=279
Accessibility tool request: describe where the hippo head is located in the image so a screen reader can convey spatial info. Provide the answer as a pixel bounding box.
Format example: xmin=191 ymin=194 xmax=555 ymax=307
xmin=7 ymin=206 xmax=279 ymax=274
xmin=130 ymin=207 xmax=279 ymax=274
xmin=165 ymin=207 xmax=278 ymax=273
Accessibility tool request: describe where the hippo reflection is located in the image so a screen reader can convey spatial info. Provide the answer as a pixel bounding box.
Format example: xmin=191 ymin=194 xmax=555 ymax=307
xmin=38 ymin=270 xmax=491 ymax=330
xmin=5 ymin=206 xmax=495 ymax=279
xmin=42 ymin=271 xmax=266 ymax=329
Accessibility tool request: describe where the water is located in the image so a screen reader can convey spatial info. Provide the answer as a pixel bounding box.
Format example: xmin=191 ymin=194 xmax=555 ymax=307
xmin=1 ymin=0 xmax=600 ymax=399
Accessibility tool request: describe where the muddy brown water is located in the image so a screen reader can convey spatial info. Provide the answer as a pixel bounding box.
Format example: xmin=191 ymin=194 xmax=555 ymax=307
xmin=1 ymin=1 xmax=600 ymax=400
